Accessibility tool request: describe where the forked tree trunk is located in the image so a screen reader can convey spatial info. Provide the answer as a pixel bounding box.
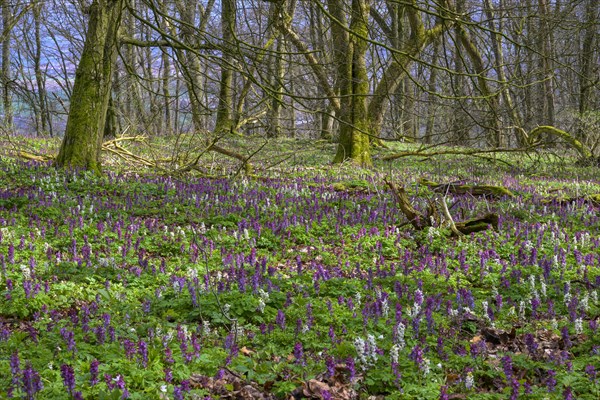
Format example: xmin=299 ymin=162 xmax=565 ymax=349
xmin=55 ymin=0 xmax=124 ymax=173
xmin=332 ymin=0 xmax=372 ymax=166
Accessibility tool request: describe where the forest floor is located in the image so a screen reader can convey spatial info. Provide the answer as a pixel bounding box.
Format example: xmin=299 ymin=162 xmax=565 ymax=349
xmin=0 ymin=136 xmax=599 ymax=399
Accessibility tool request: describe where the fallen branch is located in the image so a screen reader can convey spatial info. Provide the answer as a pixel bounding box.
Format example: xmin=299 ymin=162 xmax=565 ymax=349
xmin=542 ymin=194 xmax=600 ymax=207
xmin=382 ymin=146 xmax=537 ymax=162
xmin=386 ymin=176 xmax=499 ymax=236
xmin=384 ymin=177 xmax=431 ymax=231
xmin=419 ymin=178 xmax=515 ymax=198
xmin=17 ymin=151 xmax=54 ymax=162
xmin=529 ymin=125 xmax=592 ymax=159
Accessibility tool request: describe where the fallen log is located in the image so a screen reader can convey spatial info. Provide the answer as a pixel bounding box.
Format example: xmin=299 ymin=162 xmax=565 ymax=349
xmin=419 ymin=178 xmax=514 ymax=198
xmin=542 ymin=194 xmax=600 ymax=207
xmin=455 ymin=213 xmax=499 ymax=235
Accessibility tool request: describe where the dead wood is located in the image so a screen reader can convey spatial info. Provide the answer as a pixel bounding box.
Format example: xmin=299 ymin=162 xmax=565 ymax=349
xmin=419 ymin=178 xmax=515 ymax=198
xmin=542 ymin=193 xmax=600 ymax=207
xmin=384 ymin=177 xmax=432 ymax=231
xmin=455 ymin=213 xmax=499 ymax=235
xmin=386 ymin=177 xmax=499 ymax=236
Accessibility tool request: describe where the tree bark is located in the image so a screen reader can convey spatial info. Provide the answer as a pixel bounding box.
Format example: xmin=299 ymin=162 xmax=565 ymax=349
xmin=2 ymin=1 xmax=12 ymax=128
xmin=214 ymin=0 xmax=235 ymax=133
xmin=55 ymin=0 xmax=124 ymax=173
xmin=577 ymin=0 xmax=598 ymax=141
xmin=332 ymin=0 xmax=372 ymax=166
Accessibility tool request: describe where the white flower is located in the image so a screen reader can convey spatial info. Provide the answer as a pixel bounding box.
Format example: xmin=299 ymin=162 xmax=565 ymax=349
xmin=367 ymin=334 xmax=378 ymax=361
xmin=465 ymin=371 xmax=474 ymax=389
xmin=257 ymin=298 xmax=266 ymax=313
xmin=581 ymin=294 xmax=589 ymax=311
xmin=575 ymin=318 xmax=583 ymax=335
xmin=421 ymin=357 xmax=430 ymax=375
xmin=390 ymin=344 xmax=400 ymax=365
xmin=382 ymin=298 xmax=389 ymax=318
xmin=354 ymin=337 xmax=368 ymax=365
xmin=160 ymin=385 xmax=167 ymax=393
xmin=395 ymin=322 xmax=406 ymax=349
xmin=20 ymin=264 xmax=31 ymax=280
xmin=518 ymin=301 xmax=526 ymax=318
xmin=354 ymin=292 xmax=361 ymax=308
xmin=202 ymin=321 xmax=211 ymax=335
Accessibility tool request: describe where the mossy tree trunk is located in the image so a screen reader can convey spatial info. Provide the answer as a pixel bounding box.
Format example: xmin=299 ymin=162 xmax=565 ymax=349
xmin=332 ymin=0 xmax=372 ymax=166
xmin=55 ymin=0 xmax=124 ymax=173
xmin=214 ymin=0 xmax=235 ymax=133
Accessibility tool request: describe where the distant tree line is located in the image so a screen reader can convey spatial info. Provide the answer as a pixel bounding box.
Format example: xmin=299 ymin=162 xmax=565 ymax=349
xmin=0 ymin=0 xmax=598 ymax=170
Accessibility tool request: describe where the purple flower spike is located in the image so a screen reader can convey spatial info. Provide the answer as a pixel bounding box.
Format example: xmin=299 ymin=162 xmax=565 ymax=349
xmin=90 ymin=360 xmax=100 ymax=386
xmin=501 ymin=355 xmax=513 ymax=381
xmin=22 ymin=362 xmax=43 ymax=400
xmin=293 ymin=342 xmax=304 ymax=365
xmin=276 ymin=310 xmax=286 ymax=330
xmin=61 ymin=364 xmax=76 ymax=394
xmin=10 ymin=351 xmax=20 ymax=386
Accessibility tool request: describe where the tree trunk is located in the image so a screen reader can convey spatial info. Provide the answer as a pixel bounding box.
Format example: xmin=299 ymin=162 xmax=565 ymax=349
xmin=332 ymin=0 xmax=372 ymax=166
xmin=33 ymin=2 xmax=51 ymax=136
xmin=484 ymin=0 xmax=526 ymax=146
xmin=424 ymin=38 xmax=440 ymax=144
xmin=55 ymin=0 xmax=124 ymax=173
xmin=214 ymin=0 xmax=235 ymax=133
xmin=366 ymin=4 xmax=445 ymax=141
xmin=267 ymin=35 xmax=284 ymax=138
xmin=577 ymin=0 xmax=598 ymax=141
xmin=538 ymin=0 xmax=555 ymax=126
xmin=1 ymin=1 xmax=12 ymax=128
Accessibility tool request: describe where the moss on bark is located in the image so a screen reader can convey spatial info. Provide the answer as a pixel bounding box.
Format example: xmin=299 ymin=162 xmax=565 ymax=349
xmin=55 ymin=0 xmax=124 ymax=174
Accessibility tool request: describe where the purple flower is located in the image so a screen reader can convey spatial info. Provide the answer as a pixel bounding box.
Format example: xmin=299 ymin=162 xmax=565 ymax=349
xmin=123 ymin=339 xmax=136 ymax=360
xmin=439 ymin=385 xmax=449 ymax=400
xmin=10 ymin=351 xmax=20 ymax=386
xmin=61 ymin=364 xmax=76 ymax=394
xmin=563 ymin=386 xmax=573 ymax=400
xmin=276 ymin=310 xmax=286 ymax=330
xmin=510 ymin=378 xmax=520 ymax=400
xmin=346 ymin=357 xmax=356 ymax=381
xmin=501 ymin=355 xmax=513 ymax=381
xmin=585 ymin=364 xmax=597 ymax=381
xmin=546 ymin=370 xmax=557 ymax=392
xmin=589 ymin=319 xmax=598 ymax=333
xmin=60 ymin=328 xmax=76 ymax=353
xmin=174 ymin=386 xmax=184 ymax=400
xmin=293 ymin=342 xmax=304 ymax=365
xmin=325 ymin=356 xmax=335 ymax=378
xmin=138 ymin=340 xmax=148 ymax=367
xmin=524 ymin=333 xmax=538 ymax=355
xmin=90 ymin=360 xmax=100 ymax=386
xmin=409 ymin=345 xmax=424 ymax=369
xmin=561 ymin=326 xmax=571 ymax=349
xmin=21 ymin=363 xmax=43 ymax=400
